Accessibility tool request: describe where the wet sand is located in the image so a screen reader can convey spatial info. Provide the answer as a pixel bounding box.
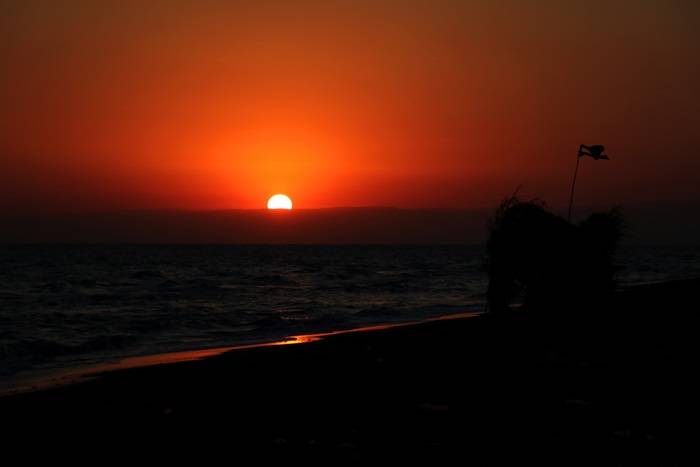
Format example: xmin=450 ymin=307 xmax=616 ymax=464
xmin=2 ymin=280 xmax=699 ymax=464
xmin=0 ymin=312 xmax=480 ymax=396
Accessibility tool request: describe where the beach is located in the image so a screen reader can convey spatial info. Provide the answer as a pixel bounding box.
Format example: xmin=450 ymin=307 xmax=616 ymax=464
xmin=4 ymin=0 xmax=700 ymax=463
xmin=2 ymin=278 xmax=698 ymax=464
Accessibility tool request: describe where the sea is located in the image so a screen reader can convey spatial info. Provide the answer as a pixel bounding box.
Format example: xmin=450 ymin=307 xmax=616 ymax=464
xmin=1 ymin=244 xmax=699 ymax=390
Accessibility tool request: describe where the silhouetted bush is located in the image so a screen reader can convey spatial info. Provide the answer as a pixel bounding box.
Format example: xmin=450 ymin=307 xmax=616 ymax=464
xmin=486 ymin=196 xmax=623 ymax=314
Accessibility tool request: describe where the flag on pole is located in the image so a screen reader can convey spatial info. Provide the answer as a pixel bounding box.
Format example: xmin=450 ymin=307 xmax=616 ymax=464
xmin=578 ymin=144 xmax=609 ymax=160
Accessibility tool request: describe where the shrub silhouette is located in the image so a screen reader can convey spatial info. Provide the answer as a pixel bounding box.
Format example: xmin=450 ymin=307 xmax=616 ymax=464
xmin=486 ymin=196 xmax=623 ymax=314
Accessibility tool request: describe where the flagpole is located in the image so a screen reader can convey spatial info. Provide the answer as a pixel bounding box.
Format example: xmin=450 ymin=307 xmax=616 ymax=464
xmin=567 ymin=154 xmax=581 ymax=222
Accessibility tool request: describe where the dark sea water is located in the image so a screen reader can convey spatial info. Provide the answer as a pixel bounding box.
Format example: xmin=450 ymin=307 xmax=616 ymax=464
xmin=1 ymin=244 xmax=699 ymax=389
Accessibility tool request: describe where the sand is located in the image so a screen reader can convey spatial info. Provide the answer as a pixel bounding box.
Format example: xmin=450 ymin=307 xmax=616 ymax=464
xmin=2 ymin=279 xmax=699 ymax=464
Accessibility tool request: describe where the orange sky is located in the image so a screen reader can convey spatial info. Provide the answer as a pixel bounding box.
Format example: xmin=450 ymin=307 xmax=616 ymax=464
xmin=2 ymin=0 xmax=699 ymax=213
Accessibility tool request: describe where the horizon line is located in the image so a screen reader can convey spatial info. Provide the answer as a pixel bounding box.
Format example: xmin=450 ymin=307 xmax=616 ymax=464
xmin=3 ymin=200 xmax=699 ymax=218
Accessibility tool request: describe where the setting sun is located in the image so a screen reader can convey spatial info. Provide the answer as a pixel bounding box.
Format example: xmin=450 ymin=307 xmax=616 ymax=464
xmin=267 ymin=194 xmax=293 ymax=210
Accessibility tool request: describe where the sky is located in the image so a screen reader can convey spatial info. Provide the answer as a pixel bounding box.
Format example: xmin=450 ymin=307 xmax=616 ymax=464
xmin=2 ymin=0 xmax=699 ymax=213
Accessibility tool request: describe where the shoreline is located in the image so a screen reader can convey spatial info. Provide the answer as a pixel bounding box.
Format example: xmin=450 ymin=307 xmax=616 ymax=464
xmin=0 ymin=311 xmax=481 ymax=397
xmin=3 ymin=278 xmax=698 ymax=462
xmin=4 ymin=276 xmax=697 ymax=397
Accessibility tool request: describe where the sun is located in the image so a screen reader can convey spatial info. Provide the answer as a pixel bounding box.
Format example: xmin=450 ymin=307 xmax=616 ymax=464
xmin=267 ymin=194 xmax=293 ymax=210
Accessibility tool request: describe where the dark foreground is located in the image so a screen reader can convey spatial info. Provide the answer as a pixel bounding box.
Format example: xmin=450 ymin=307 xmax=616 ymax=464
xmin=3 ymin=280 xmax=699 ymax=464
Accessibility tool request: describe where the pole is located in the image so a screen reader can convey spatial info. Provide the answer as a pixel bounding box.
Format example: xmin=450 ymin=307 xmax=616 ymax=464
xmin=567 ymin=155 xmax=581 ymax=222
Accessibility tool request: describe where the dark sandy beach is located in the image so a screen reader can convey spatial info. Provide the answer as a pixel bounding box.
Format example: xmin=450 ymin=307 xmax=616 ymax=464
xmin=3 ymin=279 xmax=699 ymax=464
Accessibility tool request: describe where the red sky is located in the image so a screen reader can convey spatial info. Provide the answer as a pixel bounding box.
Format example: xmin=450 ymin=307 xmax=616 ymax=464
xmin=2 ymin=0 xmax=699 ymax=213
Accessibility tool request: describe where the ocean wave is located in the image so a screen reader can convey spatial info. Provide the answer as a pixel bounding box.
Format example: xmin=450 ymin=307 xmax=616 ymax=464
xmin=1 ymin=244 xmax=697 ymax=385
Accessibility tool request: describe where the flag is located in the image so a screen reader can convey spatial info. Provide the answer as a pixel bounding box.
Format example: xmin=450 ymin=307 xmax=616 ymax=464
xmin=578 ymin=144 xmax=609 ymax=160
